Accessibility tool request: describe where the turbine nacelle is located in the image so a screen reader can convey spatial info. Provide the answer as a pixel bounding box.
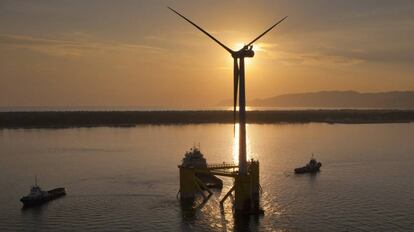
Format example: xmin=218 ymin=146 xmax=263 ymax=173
xmin=232 ymin=45 xmax=255 ymax=59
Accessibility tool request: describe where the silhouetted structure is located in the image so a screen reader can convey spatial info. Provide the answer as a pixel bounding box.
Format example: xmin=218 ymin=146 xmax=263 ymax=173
xmin=1 ymin=110 xmax=414 ymax=128
xmin=20 ymin=177 xmax=66 ymax=208
xmin=169 ymin=7 xmax=286 ymax=213
xmin=294 ymin=155 xmax=322 ymax=174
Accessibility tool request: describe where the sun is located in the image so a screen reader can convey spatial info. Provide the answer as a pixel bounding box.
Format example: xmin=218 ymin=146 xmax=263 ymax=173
xmin=234 ymin=42 xmax=246 ymax=51
xmin=234 ymin=42 xmax=263 ymax=52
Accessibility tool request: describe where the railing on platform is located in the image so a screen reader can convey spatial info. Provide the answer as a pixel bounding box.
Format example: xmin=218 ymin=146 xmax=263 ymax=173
xmin=206 ymin=163 xmax=238 ymax=170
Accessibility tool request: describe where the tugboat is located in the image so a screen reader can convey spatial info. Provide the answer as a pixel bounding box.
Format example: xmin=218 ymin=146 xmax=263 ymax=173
xmin=294 ymin=155 xmax=322 ymax=174
xmin=181 ymin=146 xmax=223 ymax=188
xmin=182 ymin=146 xmax=208 ymax=169
xmin=20 ymin=177 xmax=66 ymax=207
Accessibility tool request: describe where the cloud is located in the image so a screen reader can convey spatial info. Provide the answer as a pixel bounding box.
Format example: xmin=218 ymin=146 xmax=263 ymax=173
xmin=275 ymin=51 xmax=364 ymax=66
xmin=255 ymin=35 xmax=414 ymax=66
xmin=252 ymin=42 xmax=365 ymax=65
xmin=0 ymin=34 xmax=165 ymax=57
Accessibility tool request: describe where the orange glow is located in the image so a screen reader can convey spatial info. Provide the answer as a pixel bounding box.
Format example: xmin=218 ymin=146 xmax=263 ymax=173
xmin=232 ymin=123 xmax=239 ymax=164
xmin=1 ymin=2 xmax=413 ymax=107
xmin=232 ymin=123 xmax=251 ymax=164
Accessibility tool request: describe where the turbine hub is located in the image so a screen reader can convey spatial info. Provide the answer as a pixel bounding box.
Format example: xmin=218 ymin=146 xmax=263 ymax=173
xmin=232 ymin=45 xmax=255 ymax=59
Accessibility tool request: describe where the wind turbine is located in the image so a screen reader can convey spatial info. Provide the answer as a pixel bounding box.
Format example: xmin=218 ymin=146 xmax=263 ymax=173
xmin=168 ymin=7 xmax=287 ymax=175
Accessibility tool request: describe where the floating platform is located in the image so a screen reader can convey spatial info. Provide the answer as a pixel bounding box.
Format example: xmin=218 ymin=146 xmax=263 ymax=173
xmin=178 ymin=145 xmax=263 ymax=214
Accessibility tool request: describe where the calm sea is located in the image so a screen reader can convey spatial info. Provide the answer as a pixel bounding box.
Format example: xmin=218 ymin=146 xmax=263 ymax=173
xmin=0 ymin=123 xmax=413 ymax=231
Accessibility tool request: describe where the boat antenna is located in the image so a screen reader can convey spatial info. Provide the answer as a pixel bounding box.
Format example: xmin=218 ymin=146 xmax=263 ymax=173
xmin=35 ymin=175 xmax=38 ymax=186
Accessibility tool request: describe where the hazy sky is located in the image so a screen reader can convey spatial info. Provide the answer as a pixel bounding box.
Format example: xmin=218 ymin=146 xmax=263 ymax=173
xmin=1 ymin=0 xmax=413 ymax=107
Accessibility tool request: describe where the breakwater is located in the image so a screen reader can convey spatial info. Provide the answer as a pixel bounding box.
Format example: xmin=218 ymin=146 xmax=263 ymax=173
xmin=1 ymin=110 xmax=413 ymax=129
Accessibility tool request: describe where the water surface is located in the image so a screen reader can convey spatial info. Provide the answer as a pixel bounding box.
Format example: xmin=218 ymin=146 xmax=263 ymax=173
xmin=0 ymin=123 xmax=413 ymax=231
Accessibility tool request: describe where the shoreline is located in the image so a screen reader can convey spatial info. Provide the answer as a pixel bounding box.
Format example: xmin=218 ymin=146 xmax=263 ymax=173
xmin=1 ymin=110 xmax=413 ymax=129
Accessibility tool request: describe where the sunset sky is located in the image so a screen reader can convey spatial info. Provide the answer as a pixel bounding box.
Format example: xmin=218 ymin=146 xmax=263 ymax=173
xmin=1 ymin=0 xmax=413 ymax=107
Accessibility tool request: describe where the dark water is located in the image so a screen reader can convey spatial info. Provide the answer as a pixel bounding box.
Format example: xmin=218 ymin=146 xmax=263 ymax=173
xmin=0 ymin=123 xmax=413 ymax=231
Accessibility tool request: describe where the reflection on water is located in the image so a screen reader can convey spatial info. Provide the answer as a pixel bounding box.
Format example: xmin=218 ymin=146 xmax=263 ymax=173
xmin=232 ymin=123 xmax=253 ymax=164
xmin=0 ymin=123 xmax=413 ymax=231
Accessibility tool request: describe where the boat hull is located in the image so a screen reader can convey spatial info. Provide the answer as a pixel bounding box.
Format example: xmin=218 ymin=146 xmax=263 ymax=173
xmin=21 ymin=188 xmax=66 ymax=207
xmin=294 ymin=163 xmax=322 ymax=174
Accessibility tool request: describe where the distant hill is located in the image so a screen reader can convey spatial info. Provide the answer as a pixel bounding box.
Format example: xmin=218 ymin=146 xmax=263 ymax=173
xmin=220 ymin=91 xmax=414 ymax=109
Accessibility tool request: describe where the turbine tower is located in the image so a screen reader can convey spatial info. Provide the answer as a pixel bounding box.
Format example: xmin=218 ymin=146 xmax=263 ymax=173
xmin=168 ymin=7 xmax=286 ymax=175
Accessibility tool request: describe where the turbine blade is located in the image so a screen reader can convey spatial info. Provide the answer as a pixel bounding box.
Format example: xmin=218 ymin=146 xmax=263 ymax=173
xmin=168 ymin=7 xmax=234 ymax=54
xmin=233 ymin=58 xmax=239 ymax=136
xmin=246 ymin=16 xmax=287 ymax=46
